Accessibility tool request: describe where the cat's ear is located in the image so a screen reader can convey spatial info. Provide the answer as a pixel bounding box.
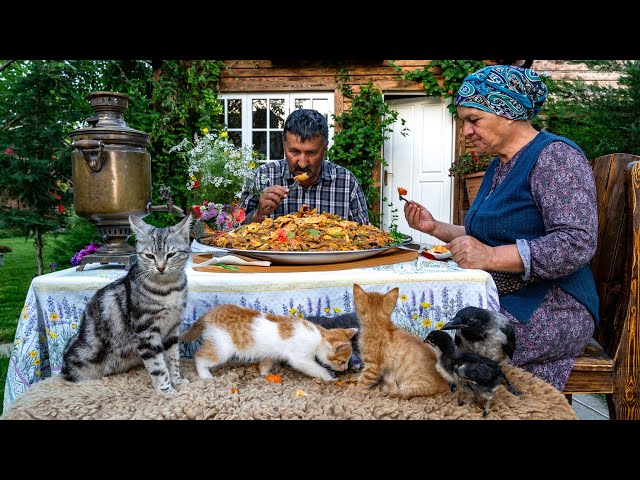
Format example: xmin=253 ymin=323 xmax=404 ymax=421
xmin=353 ymin=283 xmax=365 ymax=299
xmin=129 ymin=215 xmax=151 ymax=238
xmin=172 ymin=214 xmax=192 ymax=238
xmin=345 ymin=327 xmax=358 ymax=339
xmin=333 ymin=342 xmax=351 ymax=355
xmin=382 ymin=287 xmax=400 ymax=315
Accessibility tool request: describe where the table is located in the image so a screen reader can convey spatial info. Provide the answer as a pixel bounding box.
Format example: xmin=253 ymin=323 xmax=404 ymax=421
xmin=3 ymin=252 xmax=499 ymax=411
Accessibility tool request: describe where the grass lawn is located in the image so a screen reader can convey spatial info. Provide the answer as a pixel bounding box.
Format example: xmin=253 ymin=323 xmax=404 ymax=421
xmin=0 ymin=235 xmax=66 ymax=344
xmin=0 ymin=234 xmax=71 ymax=417
xmin=0 ymin=355 xmax=8 ymax=413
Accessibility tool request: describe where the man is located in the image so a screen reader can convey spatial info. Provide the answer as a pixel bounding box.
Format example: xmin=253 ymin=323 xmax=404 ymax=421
xmin=239 ymin=108 xmax=370 ymax=224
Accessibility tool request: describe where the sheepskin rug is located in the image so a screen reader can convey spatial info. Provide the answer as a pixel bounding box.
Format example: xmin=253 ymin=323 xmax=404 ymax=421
xmin=1 ymin=360 xmax=576 ymax=420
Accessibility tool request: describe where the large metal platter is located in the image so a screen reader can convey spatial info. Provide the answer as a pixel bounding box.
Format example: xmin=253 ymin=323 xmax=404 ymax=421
xmin=198 ymin=235 xmax=414 ymax=265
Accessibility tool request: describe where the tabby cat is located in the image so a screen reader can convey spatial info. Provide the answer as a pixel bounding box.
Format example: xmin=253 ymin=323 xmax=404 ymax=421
xmin=61 ymin=214 xmax=192 ymax=394
xmin=353 ymin=283 xmax=449 ymax=398
xmin=180 ymin=304 xmax=358 ymax=381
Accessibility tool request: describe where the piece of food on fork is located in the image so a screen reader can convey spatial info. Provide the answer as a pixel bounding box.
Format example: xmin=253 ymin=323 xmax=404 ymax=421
xmin=397 ymin=186 xmax=408 ymax=202
xmin=293 ymin=172 xmax=309 ymax=182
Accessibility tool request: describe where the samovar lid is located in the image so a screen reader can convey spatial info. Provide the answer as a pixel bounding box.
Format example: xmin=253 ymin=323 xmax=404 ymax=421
xmin=70 ymin=91 xmax=150 ymax=147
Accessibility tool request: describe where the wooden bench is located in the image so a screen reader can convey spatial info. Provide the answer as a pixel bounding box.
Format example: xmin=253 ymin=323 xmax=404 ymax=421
xmin=562 ymin=153 xmax=640 ymax=420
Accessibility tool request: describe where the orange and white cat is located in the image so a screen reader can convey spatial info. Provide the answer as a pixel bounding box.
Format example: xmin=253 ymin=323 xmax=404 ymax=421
xmin=353 ymin=283 xmax=449 ymax=398
xmin=180 ymin=304 xmax=357 ymax=381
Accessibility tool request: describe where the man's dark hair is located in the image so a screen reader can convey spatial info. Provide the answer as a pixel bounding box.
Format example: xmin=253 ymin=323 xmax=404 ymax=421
xmin=283 ymin=109 xmax=329 ymax=147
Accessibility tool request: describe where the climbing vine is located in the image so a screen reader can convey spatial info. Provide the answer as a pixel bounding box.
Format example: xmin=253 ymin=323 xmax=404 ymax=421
xmin=328 ymin=67 xmax=406 ymax=227
xmin=391 ymin=60 xmax=487 ymax=114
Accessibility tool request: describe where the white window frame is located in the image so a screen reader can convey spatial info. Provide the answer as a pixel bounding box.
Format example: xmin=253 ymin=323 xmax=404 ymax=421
xmin=218 ymin=92 xmax=334 ymax=161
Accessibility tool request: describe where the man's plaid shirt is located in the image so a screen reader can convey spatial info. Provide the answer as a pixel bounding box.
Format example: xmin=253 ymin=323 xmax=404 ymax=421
xmin=239 ymin=159 xmax=370 ymax=224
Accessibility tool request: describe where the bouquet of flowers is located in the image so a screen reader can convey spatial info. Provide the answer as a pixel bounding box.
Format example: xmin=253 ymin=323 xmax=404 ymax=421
xmin=191 ymin=201 xmax=246 ymax=234
xmin=171 ymin=128 xmax=266 ymax=235
xmin=171 ymin=128 xmax=264 ymax=206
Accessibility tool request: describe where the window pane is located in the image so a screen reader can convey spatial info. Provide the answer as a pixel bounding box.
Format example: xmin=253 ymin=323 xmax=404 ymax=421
xmin=252 ymin=99 xmax=267 ymax=128
xmin=229 ymin=131 xmax=242 ymax=148
xmin=228 ymin=99 xmax=242 ymax=129
xmin=312 ymin=99 xmax=329 ymax=118
xmin=253 ymin=131 xmax=267 ymax=157
xmin=270 ymin=132 xmax=283 ymax=160
xmin=269 ymin=99 xmax=285 ymax=128
xmin=295 ymin=98 xmax=311 ymax=110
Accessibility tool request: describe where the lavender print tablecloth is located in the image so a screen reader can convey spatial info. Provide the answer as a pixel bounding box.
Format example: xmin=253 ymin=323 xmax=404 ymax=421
xmin=3 ymin=254 xmax=498 ymax=411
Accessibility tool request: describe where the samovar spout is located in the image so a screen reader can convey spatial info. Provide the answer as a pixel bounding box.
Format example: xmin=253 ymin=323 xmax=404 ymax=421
xmin=146 ymin=185 xmax=186 ymax=217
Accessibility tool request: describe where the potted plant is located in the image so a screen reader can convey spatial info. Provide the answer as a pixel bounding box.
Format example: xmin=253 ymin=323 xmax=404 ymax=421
xmin=448 ymin=151 xmax=494 ymax=205
xmin=0 ymin=245 xmax=12 ymax=266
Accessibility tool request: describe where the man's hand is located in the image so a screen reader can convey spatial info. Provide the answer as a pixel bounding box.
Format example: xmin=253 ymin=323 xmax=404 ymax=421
xmin=251 ymin=185 xmax=289 ymax=222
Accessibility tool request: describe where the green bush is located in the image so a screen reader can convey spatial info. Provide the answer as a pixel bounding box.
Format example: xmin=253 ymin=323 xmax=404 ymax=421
xmin=46 ymin=215 xmax=101 ymax=269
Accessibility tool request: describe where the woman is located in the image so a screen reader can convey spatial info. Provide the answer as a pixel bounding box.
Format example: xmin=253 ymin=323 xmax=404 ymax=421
xmin=404 ymin=64 xmax=599 ymax=391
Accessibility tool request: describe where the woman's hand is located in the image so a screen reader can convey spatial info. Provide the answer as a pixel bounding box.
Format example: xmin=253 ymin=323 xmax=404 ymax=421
xmin=447 ymin=235 xmax=493 ymax=270
xmin=404 ymin=200 xmax=436 ymax=234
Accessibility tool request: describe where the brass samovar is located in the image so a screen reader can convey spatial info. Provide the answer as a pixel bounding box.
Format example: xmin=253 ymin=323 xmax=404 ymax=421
xmin=70 ymin=91 xmax=183 ymax=270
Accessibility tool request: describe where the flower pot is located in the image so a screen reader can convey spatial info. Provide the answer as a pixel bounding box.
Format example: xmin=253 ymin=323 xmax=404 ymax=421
xmin=463 ymin=171 xmax=485 ymax=205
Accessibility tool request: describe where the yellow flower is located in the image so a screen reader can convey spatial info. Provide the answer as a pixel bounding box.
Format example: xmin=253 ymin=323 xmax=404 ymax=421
xmin=71 ymin=323 xmax=77 ymax=329
xmin=288 ymin=308 xmax=298 ymax=315
xmin=21 ymin=313 xmax=28 ymax=320
xmin=333 ymin=307 xmax=342 ymax=313
xmin=45 ymin=327 xmax=50 ymax=334
xmin=421 ymin=302 xmax=430 ymax=308
xmin=435 ymin=321 xmax=445 ymax=330
xmin=33 ymin=359 xmax=40 ymax=366
xmin=35 ymin=370 xmax=41 ymax=378
xmin=15 ymin=338 xmax=21 ymax=345
xmin=201 ymin=127 xmax=209 ymax=134
xmin=50 ymin=332 xmax=57 ymax=339
xmin=22 ymin=304 xmax=27 ymax=312
xmin=49 ymin=312 xmax=59 ymax=322
xmin=412 ymin=313 xmax=418 ymax=320
xmin=29 ymin=350 xmax=37 ymax=358
xmin=220 ymin=131 xmax=228 ymax=138
xmin=249 ymin=161 xmax=256 ymax=169
xmin=421 ymin=318 xmax=433 ymax=327
xmin=400 ymin=294 xmax=408 ymax=302
xmin=297 ymin=313 xmax=304 ymax=318
xmin=191 ymin=175 xmax=197 ymax=181
xmin=324 ymin=307 xmax=330 ymax=313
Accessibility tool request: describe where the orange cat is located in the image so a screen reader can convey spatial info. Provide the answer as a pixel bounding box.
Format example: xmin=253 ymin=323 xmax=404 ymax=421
xmin=180 ymin=304 xmax=357 ymax=381
xmin=353 ymin=283 xmax=449 ymax=398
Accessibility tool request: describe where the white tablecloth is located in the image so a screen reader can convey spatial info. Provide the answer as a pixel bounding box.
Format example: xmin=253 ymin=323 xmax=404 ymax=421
xmin=3 ymin=251 xmax=499 ymax=411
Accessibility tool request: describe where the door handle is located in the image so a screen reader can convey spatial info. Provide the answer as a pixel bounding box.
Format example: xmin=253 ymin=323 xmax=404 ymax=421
xmin=384 ymin=169 xmax=390 ymax=186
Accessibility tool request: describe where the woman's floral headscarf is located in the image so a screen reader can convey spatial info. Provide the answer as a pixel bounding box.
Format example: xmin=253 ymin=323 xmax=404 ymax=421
xmin=455 ymin=65 xmax=548 ymax=120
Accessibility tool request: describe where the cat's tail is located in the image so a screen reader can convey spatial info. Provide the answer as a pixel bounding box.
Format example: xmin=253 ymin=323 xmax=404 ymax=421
xmin=179 ymin=318 xmax=205 ymax=343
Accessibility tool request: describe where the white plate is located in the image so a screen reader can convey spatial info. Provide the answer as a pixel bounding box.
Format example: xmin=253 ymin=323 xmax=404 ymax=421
xmin=424 ymin=246 xmax=452 ymax=260
xmin=199 ymin=235 xmax=414 ymax=265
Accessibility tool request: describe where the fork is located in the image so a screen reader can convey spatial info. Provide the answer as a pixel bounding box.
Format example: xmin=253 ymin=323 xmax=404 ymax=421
xmin=398 ymin=193 xmax=408 ymax=202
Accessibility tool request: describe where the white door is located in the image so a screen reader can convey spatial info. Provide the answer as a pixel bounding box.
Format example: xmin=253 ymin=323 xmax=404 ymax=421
xmin=381 ymin=97 xmax=455 ymax=246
